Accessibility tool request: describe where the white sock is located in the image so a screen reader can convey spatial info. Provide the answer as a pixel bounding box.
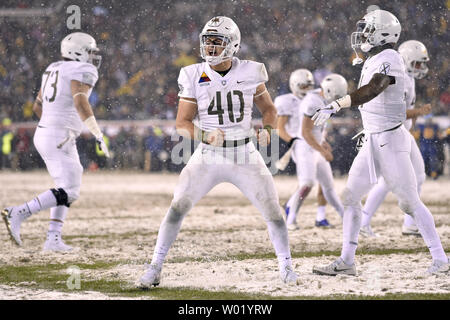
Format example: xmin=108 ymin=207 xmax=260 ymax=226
xmin=285 ymin=187 xmax=299 ymax=211
xmin=403 ymin=213 xmax=416 ymax=228
xmin=316 ymin=206 xmax=326 ymax=221
xmin=48 ymin=206 xmax=68 ymax=233
xmin=151 ymin=206 xmax=187 ymax=267
xmin=286 ymin=185 xmax=311 ymax=225
xmin=15 ymin=190 xmax=58 ymax=219
xmin=321 ymin=187 xmax=344 ymax=218
xmin=413 ymin=202 xmax=447 ymax=262
xmin=361 ymin=182 xmax=389 ymax=227
xmin=265 ymin=219 xmax=292 ymax=270
xmin=340 ymin=206 xmax=361 ymax=265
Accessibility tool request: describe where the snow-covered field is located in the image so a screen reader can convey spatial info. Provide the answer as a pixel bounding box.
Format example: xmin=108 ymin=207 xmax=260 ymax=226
xmin=0 ymin=171 xmax=449 ymax=299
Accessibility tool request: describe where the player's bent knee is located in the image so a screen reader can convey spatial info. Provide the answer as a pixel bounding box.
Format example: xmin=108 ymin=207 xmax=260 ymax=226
xmin=168 ymin=196 xmax=192 ymax=222
xmin=50 ymin=188 xmax=72 ymax=207
xmin=299 ymin=180 xmax=314 ymax=190
xmin=398 ymin=199 xmax=420 ymax=215
xmin=341 ymin=187 xmax=359 ymax=207
xmin=262 ymin=200 xmax=284 ymax=221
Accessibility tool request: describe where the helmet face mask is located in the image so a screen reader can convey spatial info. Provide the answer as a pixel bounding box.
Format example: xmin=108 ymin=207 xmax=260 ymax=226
xmin=289 ymin=69 xmax=315 ymax=98
xmin=398 ymin=40 xmax=430 ymax=79
xmin=199 ymin=16 xmax=241 ymax=66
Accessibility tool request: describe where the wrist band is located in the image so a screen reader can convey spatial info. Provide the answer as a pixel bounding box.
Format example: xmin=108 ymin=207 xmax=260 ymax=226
xmin=335 ymin=94 xmax=351 ymax=109
xmin=84 ymin=116 xmax=102 ymax=139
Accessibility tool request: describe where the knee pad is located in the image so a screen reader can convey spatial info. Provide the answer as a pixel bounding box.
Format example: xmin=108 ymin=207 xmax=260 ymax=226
xmin=342 ymin=188 xmax=359 ymax=207
xmin=50 ymin=188 xmax=71 ymax=207
xmin=168 ymin=196 xmax=192 ymax=222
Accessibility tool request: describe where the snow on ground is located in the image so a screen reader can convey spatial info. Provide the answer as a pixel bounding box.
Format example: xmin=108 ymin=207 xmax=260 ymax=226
xmin=0 ymin=171 xmax=449 ymax=299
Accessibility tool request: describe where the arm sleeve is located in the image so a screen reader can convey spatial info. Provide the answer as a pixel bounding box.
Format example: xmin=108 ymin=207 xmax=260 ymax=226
xmin=177 ymin=67 xmax=195 ymax=98
xmin=70 ymin=63 xmax=98 ymax=87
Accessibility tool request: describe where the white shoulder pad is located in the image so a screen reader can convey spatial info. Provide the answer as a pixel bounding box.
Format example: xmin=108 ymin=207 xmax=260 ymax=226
xmin=274 ymin=94 xmax=295 ymax=116
xmin=300 ymin=90 xmax=324 ymax=117
xmin=177 ymin=64 xmax=198 ymax=98
xmin=69 ymin=62 xmax=98 ymax=87
xmin=372 ymin=49 xmax=404 ymax=77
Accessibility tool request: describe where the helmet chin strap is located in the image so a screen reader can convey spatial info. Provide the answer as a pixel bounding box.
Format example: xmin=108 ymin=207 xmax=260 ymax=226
xmin=352 ymin=49 xmax=364 ymax=66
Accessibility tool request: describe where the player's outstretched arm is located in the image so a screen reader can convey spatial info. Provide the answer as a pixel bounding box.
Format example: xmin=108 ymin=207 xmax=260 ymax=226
xmin=254 ymin=83 xmax=277 ymax=146
xmin=71 ymin=80 xmax=110 ymax=157
xmin=312 ymin=73 xmax=393 ymax=126
xmin=32 ymin=89 xmax=43 ymax=119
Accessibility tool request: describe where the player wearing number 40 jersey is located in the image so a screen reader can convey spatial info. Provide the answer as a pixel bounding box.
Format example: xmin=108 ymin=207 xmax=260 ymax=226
xmin=138 ymin=16 xmax=298 ymax=288
xmin=2 ymin=32 xmax=109 ymax=251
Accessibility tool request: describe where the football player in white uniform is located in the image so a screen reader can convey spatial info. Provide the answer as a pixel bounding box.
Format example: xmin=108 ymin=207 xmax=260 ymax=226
xmin=311 ymin=10 xmax=449 ymax=276
xmin=1 ymin=32 xmax=109 ymax=251
xmin=282 ymin=74 xmax=346 ymax=231
xmin=360 ymin=40 xmax=432 ymax=238
xmin=138 ymin=16 xmax=298 ymax=288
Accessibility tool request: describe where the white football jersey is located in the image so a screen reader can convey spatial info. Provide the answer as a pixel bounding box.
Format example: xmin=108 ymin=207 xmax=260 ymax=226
xmin=274 ymin=93 xmax=302 ymax=138
xmin=358 ymin=49 xmax=406 ymax=133
xmin=38 ymin=61 xmax=98 ymax=134
xmin=403 ymin=73 xmax=416 ymax=131
xmin=177 ymin=57 xmax=268 ymax=140
xmin=299 ymin=88 xmax=326 ymax=142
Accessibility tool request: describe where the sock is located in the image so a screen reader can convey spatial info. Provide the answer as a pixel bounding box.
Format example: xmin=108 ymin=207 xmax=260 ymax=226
xmin=285 ymin=187 xmax=299 ymax=212
xmin=361 ymin=181 xmax=389 ymax=227
xmin=265 ymin=219 xmax=292 ymax=270
xmin=403 ymin=213 xmax=416 ymax=228
xmin=413 ymin=202 xmax=447 ymax=262
xmin=340 ymin=206 xmax=362 ymax=265
xmin=316 ymin=206 xmax=326 ymax=221
xmin=150 ymin=205 xmax=187 ymax=267
xmin=14 ymin=190 xmax=58 ymax=219
xmin=286 ymin=185 xmax=311 ymax=225
xmin=321 ymin=187 xmax=344 ymax=218
xmin=48 ymin=206 xmax=69 ymax=233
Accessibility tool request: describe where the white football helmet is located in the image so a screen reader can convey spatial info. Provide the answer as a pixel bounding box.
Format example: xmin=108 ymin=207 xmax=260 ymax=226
xmin=199 ymin=16 xmax=241 ymax=66
xmin=289 ymin=69 xmax=315 ymax=98
xmin=351 ymin=10 xmax=401 ymax=64
xmin=61 ymin=32 xmax=102 ymax=68
xmin=320 ymin=74 xmax=348 ymax=103
xmin=398 ymin=40 xmax=430 ymax=79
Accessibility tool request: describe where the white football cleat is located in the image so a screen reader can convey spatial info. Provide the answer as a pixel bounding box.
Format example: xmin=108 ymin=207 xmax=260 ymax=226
xmin=287 ymin=222 xmax=300 ymax=231
xmin=138 ymin=264 xmax=162 ymax=288
xmin=359 ymin=224 xmax=378 ymax=238
xmin=402 ymin=225 xmax=421 ymax=237
xmin=427 ymin=259 xmax=450 ymax=275
xmin=43 ymin=231 xmax=73 ymax=252
xmin=312 ymin=257 xmax=357 ymax=276
xmin=2 ymin=207 xmax=25 ymax=246
xmin=280 ymin=265 xmax=298 ymax=284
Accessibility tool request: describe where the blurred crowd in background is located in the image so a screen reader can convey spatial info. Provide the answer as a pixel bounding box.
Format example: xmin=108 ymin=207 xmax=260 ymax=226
xmin=0 ymin=0 xmax=448 ymax=178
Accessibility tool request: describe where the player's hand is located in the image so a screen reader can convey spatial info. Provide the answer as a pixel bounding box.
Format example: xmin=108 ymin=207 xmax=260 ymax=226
xmin=311 ymin=101 xmax=341 ymax=126
xmin=419 ymin=104 xmax=432 ymax=116
xmin=320 ymin=148 xmax=333 ymax=162
xmin=321 ymin=140 xmax=332 ymax=153
xmin=96 ymin=135 xmax=110 ymax=158
xmin=257 ymin=127 xmax=271 ymax=147
xmin=205 ymin=129 xmax=225 ymax=147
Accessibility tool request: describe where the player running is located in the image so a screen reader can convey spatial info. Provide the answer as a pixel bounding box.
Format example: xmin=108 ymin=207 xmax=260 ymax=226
xmin=282 ymin=74 xmax=346 ymax=230
xmin=360 ymin=40 xmax=433 ymax=238
xmin=311 ymin=9 xmax=449 ymax=276
xmin=138 ymin=16 xmax=298 ymax=288
xmin=1 ymin=32 xmax=109 ymax=251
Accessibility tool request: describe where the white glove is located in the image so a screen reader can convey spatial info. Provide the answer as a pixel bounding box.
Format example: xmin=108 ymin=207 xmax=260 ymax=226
xmin=96 ymin=135 xmax=110 ymax=158
xmin=311 ymin=101 xmax=341 ymax=126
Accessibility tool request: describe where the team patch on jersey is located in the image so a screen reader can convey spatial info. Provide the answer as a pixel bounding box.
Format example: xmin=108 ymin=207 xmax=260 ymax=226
xmin=198 ymin=72 xmax=211 ymax=83
xmin=379 ymin=62 xmax=391 ymax=75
